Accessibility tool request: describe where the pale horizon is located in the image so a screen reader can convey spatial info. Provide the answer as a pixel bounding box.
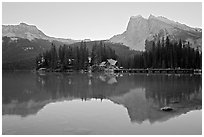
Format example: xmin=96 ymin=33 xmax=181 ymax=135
xmin=2 ymin=2 xmax=202 ymax=40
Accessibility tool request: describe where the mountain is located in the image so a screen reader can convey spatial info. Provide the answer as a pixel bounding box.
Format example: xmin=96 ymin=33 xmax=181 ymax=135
xmin=2 ymin=23 xmax=81 ymax=70
xmin=2 ymin=17 xmax=202 ymax=70
xmin=2 ymin=22 xmax=80 ymax=44
xmin=109 ymin=14 xmax=202 ymax=51
xmin=2 ymin=23 xmax=137 ymax=70
xmin=2 ymin=37 xmax=137 ymax=70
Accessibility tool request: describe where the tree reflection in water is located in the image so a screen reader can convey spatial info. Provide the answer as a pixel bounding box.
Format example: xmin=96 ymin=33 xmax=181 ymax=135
xmin=2 ymin=72 xmax=202 ymax=123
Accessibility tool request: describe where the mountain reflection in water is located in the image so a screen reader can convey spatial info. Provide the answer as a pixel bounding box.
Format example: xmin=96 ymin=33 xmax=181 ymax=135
xmin=3 ymin=72 xmax=202 ymax=124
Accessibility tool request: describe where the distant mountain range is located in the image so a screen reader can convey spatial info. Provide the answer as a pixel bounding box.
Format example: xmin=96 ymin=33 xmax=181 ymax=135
xmin=3 ymin=23 xmax=80 ymax=44
xmin=2 ymin=15 xmax=202 ymax=69
xmin=109 ymin=14 xmax=202 ymax=51
xmin=2 ymin=23 xmax=137 ymax=70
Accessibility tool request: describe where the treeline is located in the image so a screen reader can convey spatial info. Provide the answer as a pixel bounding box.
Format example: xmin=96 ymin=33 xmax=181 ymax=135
xmin=129 ymin=37 xmax=202 ymax=69
xmin=36 ymin=41 xmax=117 ymax=70
xmin=36 ymin=37 xmax=202 ymax=71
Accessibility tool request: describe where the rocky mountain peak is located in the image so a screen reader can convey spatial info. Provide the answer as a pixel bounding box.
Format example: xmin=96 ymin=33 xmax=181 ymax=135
xmin=2 ymin=23 xmax=79 ymax=44
xmin=19 ymin=22 xmax=37 ymax=29
xmin=127 ymin=15 xmax=147 ymax=31
xmin=148 ymin=14 xmax=157 ymax=19
xmin=110 ymin=14 xmax=202 ymax=51
xmin=19 ymin=22 xmax=29 ymax=26
xmin=130 ymin=15 xmax=143 ymax=19
xmin=2 ymin=23 xmax=46 ymax=40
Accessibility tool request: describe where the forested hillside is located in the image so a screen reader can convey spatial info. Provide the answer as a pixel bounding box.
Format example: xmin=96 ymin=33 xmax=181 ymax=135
xmin=36 ymin=36 xmax=202 ymax=71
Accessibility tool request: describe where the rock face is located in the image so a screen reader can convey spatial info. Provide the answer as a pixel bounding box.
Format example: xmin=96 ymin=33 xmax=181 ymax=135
xmin=2 ymin=22 xmax=79 ymax=44
xmin=109 ymin=15 xmax=202 ymax=51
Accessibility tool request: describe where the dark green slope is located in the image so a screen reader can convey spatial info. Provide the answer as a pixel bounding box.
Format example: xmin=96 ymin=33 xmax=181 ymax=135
xmin=2 ymin=37 xmax=65 ymax=70
xmin=2 ymin=37 xmax=139 ymax=70
xmin=68 ymin=40 xmax=139 ymax=57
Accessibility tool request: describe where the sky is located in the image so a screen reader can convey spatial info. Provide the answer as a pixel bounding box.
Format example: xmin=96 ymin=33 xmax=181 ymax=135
xmin=2 ymin=2 xmax=202 ymax=40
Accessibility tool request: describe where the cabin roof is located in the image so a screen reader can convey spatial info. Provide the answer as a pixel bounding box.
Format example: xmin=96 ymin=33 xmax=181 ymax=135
xmin=99 ymin=61 xmax=106 ymax=67
xmin=107 ymin=59 xmax=117 ymax=66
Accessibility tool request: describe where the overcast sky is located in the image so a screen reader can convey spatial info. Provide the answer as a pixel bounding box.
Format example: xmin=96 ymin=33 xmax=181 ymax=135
xmin=2 ymin=2 xmax=202 ymax=40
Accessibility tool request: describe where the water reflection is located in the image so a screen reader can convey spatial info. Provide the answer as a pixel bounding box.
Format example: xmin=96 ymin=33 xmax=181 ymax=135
xmin=2 ymin=72 xmax=202 ymax=124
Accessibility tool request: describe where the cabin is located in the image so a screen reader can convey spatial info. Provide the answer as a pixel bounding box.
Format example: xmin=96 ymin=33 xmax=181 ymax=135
xmin=98 ymin=59 xmax=118 ymax=72
xmin=106 ymin=59 xmax=118 ymax=69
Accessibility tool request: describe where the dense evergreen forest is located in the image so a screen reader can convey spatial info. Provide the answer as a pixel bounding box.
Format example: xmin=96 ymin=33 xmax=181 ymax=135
xmin=130 ymin=37 xmax=202 ymax=69
xmin=36 ymin=37 xmax=202 ymax=71
xmin=36 ymin=41 xmax=117 ymax=70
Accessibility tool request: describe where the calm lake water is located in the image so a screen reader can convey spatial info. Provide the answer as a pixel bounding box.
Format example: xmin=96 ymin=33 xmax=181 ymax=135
xmin=2 ymin=72 xmax=202 ymax=135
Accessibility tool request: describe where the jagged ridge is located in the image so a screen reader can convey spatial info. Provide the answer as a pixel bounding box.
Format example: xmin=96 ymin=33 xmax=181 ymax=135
xmin=109 ymin=14 xmax=202 ymax=51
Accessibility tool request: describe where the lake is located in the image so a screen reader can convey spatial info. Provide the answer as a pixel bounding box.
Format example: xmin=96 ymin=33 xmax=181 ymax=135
xmin=2 ymin=72 xmax=202 ymax=135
